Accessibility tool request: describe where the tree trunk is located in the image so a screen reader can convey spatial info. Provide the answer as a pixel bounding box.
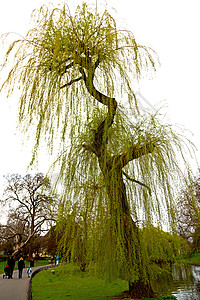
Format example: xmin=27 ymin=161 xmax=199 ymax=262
xmin=12 ymin=232 xmax=35 ymax=260
xmin=101 ymin=163 xmax=155 ymax=299
xmin=85 ymin=63 xmax=156 ymax=297
xmin=129 ymin=280 xmax=155 ymax=299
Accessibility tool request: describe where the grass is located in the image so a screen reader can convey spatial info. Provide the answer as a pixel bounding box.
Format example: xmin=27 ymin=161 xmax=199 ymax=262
xmin=179 ymin=251 xmax=200 ymax=265
xmin=0 ymin=259 xmax=50 ymax=274
xmin=32 ymin=263 xmax=177 ymax=300
xmin=32 ymin=263 xmax=128 ymax=299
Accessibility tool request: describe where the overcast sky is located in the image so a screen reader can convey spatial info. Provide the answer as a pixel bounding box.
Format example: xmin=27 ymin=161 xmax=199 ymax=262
xmin=0 ymin=0 xmax=200 ymax=205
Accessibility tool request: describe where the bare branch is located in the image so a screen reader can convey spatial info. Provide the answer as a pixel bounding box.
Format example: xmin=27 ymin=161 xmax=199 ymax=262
xmin=61 ymin=61 xmax=75 ymax=75
xmin=60 ymin=76 xmax=83 ymax=89
xmin=122 ymin=171 xmax=151 ymax=194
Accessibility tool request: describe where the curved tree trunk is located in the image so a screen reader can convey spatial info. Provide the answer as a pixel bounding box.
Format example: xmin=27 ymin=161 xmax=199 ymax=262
xmin=82 ymin=58 xmax=155 ymax=298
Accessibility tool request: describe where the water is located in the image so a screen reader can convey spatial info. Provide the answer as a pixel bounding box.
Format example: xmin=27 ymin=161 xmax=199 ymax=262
xmin=152 ymin=265 xmax=200 ymax=300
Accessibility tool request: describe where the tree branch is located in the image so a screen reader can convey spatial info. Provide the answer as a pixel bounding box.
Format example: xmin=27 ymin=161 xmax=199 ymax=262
xmin=60 ymin=76 xmax=83 ymax=89
xmin=80 ymin=65 xmax=118 ymax=157
xmin=115 ymin=142 xmax=155 ymax=168
xmin=122 ymin=171 xmax=151 ymax=194
xmin=61 ymin=61 xmax=74 ymax=75
xmin=12 ymin=230 xmax=36 ymax=259
xmin=80 ymin=66 xmax=117 ymax=110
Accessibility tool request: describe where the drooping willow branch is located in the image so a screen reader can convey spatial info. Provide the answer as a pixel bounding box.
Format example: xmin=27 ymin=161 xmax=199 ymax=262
xmin=122 ymin=171 xmax=151 ymax=194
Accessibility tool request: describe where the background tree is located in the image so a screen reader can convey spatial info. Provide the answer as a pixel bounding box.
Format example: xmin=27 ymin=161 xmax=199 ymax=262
xmin=1 ymin=173 xmax=57 ymax=258
xmin=177 ymin=171 xmax=200 ymax=251
xmin=43 ymin=220 xmax=84 ymax=261
xmin=23 ymin=234 xmax=46 ymax=258
xmin=0 ymin=211 xmax=28 ymax=255
xmin=43 ymin=226 xmax=58 ymax=257
xmin=0 ymin=221 xmax=14 ymax=255
xmin=0 ymin=2 xmax=195 ymax=298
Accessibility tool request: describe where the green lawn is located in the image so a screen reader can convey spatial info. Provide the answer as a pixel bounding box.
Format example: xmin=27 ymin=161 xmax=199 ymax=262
xmin=32 ymin=264 xmax=177 ymax=300
xmin=32 ymin=263 xmax=128 ymax=300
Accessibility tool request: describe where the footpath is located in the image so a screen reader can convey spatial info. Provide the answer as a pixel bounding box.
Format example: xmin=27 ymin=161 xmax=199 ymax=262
xmin=0 ymin=265 xmax=53 ymax=300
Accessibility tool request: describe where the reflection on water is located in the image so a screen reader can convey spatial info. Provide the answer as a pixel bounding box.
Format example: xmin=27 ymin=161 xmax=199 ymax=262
xmin=152 ymin=265 xmax=200 ymax=300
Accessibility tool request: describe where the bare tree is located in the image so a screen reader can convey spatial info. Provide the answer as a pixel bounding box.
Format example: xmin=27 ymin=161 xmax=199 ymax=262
xmin=177 ymin=172 xmax=200 ymax=250
xmin=1 ymin=173 xmax=57 ymax=258
xmin=0 ymin=212 xmax=28 ymax=254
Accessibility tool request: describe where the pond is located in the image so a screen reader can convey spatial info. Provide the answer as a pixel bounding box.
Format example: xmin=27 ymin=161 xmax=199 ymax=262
xmin=152 ymin=265 xmax=200 ymax=300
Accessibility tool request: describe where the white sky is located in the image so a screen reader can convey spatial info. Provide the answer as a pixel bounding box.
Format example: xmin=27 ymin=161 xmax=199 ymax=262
xmin=0 ymin=0 xmax=200 ymax=212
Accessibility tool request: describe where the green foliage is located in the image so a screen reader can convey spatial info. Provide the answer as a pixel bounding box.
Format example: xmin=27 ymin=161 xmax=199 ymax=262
xmin=140 ymin=227 xmax=190 ymax=280
xmin=180 ymin=251 xmax=200 ymax=264
xmin=52 ymin=109 xmax=193 ymax=282
xmin=0 ymin=2 xmax=158 ymax=158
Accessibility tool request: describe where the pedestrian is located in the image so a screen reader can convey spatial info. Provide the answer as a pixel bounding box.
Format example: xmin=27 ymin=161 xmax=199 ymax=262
xmin=7 ymin=255 xmax=15 ymax=279
xmin=55 ymin=255 xmax=59 ymax=265
xmin=30 ymin=258 xmax=34 ymax=267
xmin=18 ymin=257 xmax=25 ymax=279
xmin=27 ymin=266 xmax=32 ymax=278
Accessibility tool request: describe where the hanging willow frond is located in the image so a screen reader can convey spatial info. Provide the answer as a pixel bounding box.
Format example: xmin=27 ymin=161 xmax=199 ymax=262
xmin=122 ymin=171 xmax=151 ymax=194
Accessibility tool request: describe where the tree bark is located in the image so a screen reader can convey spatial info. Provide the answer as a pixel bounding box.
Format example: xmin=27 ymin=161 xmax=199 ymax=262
xmin=128 ymin=279 xmax=155 ymax=299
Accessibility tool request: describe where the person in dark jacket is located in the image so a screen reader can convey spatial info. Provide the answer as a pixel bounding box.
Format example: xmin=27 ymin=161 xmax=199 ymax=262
xmin=18 ymin=257 xmax=25 ymax=279
xmin=7 ymin=255 xmax=15 ymax=279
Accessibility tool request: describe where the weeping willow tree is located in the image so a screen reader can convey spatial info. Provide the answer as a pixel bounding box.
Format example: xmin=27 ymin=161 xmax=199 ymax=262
xmin=0 ymin=2 xmax=195 ymax=298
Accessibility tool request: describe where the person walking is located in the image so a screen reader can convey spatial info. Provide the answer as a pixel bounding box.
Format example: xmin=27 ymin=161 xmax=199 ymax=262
xmin=55 ymin=255 xmax=59 ymax=265
xmin=7 ymin=255 xmax=15 ymax=279
xmin=18 ymin=257 xmax=25 ymax=279
xmin=26 ymin=266 xmax=32 ymax=278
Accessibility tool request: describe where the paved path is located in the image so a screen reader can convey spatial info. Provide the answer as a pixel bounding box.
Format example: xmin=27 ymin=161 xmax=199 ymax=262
xmin=0 ymin=265 xmax=49 ymax=300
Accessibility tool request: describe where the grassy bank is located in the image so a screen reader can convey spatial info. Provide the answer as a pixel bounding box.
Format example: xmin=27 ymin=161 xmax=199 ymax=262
xmin=179 ymin=251 xmax=200 ymax=265
xmin=32 ymin=263 xmax=177 ymax=300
